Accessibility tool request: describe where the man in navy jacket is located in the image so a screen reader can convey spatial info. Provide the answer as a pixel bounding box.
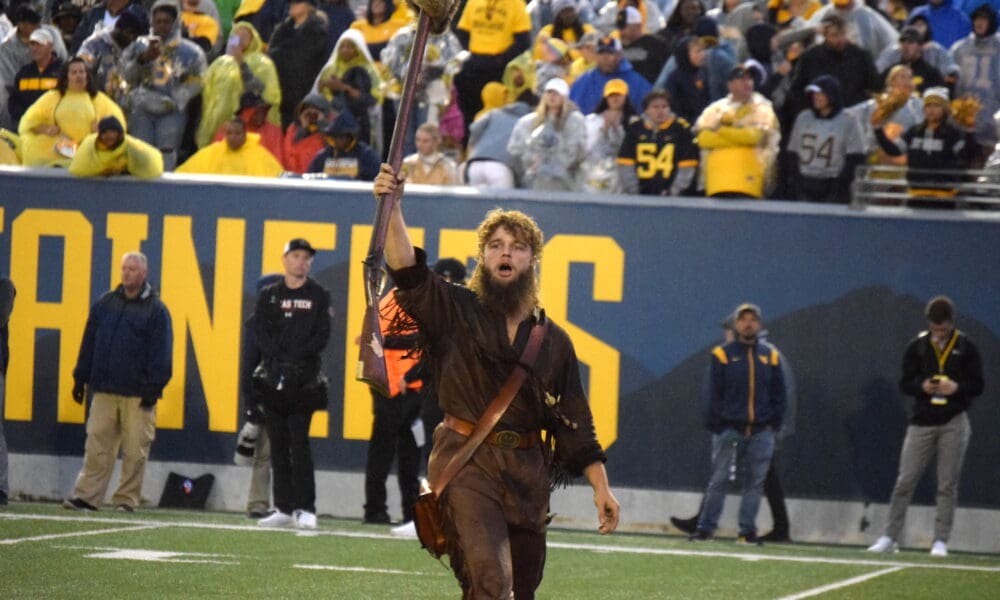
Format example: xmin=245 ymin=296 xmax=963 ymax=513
xmin=64 ymin=252 xmax=173 ymax=512
xmin=690 ymin=303 xmax=786 ymax=545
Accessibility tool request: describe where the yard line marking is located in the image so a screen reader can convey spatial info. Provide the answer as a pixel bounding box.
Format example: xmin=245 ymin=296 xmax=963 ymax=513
xmin=0 ymin=524 xmax=163 ymax=545
xmin=775 ymin=566 xmax=904 ymax=599
xmin=85 ymin=548 xmax=240 ymax=565
xmin=294 ymin=564 xmax=440 ymax=576
xmin=545 ymin=542 xmax=1000 ymax=573
xmin=4 ymin=513 xmax=999 ymax=574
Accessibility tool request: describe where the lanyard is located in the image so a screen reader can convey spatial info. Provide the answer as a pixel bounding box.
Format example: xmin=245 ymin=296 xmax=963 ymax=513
xmin=931 ymin=330 xmax=959 ymax=375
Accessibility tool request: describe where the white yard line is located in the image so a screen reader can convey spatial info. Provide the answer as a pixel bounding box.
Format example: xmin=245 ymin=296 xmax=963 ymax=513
xmin=0 ymin=523 xmax=163 ymax=545
xmin=294 ymin=564 xmax=439 ymax=576
xmin=775 ymin=566 xmax=905 ymax=599
xmin=3 ymin=512 xmax=999 ymax=574
xmin=546 ymin=541 xmax=1000 ymax=573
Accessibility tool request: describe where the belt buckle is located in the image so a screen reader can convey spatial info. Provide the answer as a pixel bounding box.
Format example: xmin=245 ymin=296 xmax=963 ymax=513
xmin=493 ymin=430 xmax=522 ymax=449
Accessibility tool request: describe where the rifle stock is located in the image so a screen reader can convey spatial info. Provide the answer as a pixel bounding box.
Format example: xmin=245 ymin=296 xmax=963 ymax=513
xmin=357 ymin=12 xmax=432 ymax=395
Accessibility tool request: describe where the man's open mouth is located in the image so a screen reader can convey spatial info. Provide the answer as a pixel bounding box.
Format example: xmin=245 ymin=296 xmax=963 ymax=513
xmin=498 ymin=262 xmax=513 ymax=274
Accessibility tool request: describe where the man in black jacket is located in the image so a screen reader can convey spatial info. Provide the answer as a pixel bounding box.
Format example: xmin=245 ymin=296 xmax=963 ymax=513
xmin=64 ymin=252 xmax=173 ymax=512
xmin=867 ymin=296 xmax=984 ymax=557
xmin=267 ymin=0 xmax=330 ymax=128
xmin=254 ymin=238 xmax=332 ymax=530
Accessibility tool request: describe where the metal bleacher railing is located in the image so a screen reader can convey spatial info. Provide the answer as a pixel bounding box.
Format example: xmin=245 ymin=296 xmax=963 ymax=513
xmin=850 ymin=165 xmax=1000 ymax=209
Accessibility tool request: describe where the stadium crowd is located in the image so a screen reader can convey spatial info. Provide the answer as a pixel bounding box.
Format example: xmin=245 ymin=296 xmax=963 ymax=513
xmin=3 ymin=0 xmax=1000 ymax=202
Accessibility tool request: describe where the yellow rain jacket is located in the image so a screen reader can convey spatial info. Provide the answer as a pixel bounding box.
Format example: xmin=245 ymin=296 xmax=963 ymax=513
xmin=196 ymin=22 xmax=281 ymax=148
xmin=18 ymin=90 xmax=125 ymax=167
xmin=176 ymin=132 xmax=283 ymax=177
xmin=68 ymin=133 xmax=164 ymax=179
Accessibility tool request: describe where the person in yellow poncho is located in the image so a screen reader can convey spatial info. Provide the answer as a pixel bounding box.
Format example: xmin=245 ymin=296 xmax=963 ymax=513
xmin=69 ymin=116 xmax=164 ymax=179
xmin=312 ymin=28 xmax=382 ymax=150
xmin=18 ymin=57 xmax=126 ymax=168
xmin=196 ymin=21 xmax=281 ymax=148
xmin=178 ymin=117 xmax=283 ymax=176
xmin=0 ymin=129 xmax=20 ymax=165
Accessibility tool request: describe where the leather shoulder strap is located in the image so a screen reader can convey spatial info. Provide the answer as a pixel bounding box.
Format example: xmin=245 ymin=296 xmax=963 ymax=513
xmin=431 ymin=318 xmax=548 ymax=495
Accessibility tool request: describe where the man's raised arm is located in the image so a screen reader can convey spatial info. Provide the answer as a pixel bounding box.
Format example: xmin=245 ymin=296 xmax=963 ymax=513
xmin=374 ymin=163 xmax=416 ymax=271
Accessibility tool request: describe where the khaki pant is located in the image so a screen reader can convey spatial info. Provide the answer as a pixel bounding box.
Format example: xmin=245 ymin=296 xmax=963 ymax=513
xmin=71 ymin=392 xmax=157 ymax=508
xmin=886 ymin=412 xmax=971 ymax=543
xmin=247 ymin=428 xmax=271 ymax=513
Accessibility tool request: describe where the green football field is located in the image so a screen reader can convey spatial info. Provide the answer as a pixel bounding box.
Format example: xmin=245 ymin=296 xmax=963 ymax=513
xmin=1 ymin=502 xmax=998 ymax=599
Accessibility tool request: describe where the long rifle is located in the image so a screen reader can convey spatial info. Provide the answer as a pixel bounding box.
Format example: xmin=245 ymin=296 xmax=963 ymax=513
xmin=357 ymin=12 xmax=434 ymax=396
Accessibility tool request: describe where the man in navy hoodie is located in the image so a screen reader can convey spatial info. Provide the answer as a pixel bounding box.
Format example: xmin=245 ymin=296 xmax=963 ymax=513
xmin=64 ymin=252 xmax=173 ymax=512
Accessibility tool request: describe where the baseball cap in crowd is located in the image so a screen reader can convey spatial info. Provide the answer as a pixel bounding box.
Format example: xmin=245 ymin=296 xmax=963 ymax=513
xmin=290 ymin=0 xmax=317 ymax=5
xmin=733 ymin=303 xmax=762 ymax=321
xmin=53 ymin=1 xmax=84 ymax=21
xmin=576 ymin=31 xmax=602 ymax=49
xmin=596 ymin=35 xmax=622 ymax=54
xmin=603 ymin=78 xmax=628 ymax=97
xmin=898 ymin=26 xmax=921 ymax=43
xmin=543 ymin=77 xmax=569 ymax=97
xmin=693 ymin=16 xmax=720 ymax=43
xmin=114 ymin=9 xmax=148 ymax=34
xmin=28 ymin=28 xmax=54 ymax=45
xmin=728 ymin=65 xmax=752 ymax=80
xmin=323 ymin=110 xmax=360 ymax=136
xmin=922 ymin=86 xmax=950 ymax=106
xmin=552 ymin=0 xmax=576 ymax=16
xmin=832 ymin=0 xmax=851 ymax=6
xmin=617 ymin=6 xmax=642 ymax=28
xmin=284 ymin=238 xmax=316 ymax=256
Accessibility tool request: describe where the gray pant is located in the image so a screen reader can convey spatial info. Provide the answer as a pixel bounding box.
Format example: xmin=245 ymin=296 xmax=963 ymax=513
xmin=886 ymin=412 xmax=971 ymax=543
xmin=0 ymin=373 xmax=8 ymax=496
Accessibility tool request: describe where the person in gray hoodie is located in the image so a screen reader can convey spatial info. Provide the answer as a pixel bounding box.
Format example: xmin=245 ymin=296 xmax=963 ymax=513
xmin=462 ymin=89 xmax=535 ymax=188
xmin=122 ymin=0 xmax=206 ymax=170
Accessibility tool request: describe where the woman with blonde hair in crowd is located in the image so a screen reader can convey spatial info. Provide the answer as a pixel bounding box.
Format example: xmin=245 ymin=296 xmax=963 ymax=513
xmin=507 ymin=77 xmax=586 ymax=191
xmin=19 ymin=57 xmax=125 ymax=167
xmin=847 ymin=64 xmax=924 ymax=168
xmin=401 ymin=123 xmax=459 ymax=185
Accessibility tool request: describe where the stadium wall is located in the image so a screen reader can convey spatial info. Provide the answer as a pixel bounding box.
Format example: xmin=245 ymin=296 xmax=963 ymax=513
xmin=2 ymin=169 xmax=998 ymax=551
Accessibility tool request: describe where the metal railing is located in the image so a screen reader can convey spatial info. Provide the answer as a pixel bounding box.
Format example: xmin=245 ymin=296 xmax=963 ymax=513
xmin=850 ymin=165 xmax=1000 ymax=209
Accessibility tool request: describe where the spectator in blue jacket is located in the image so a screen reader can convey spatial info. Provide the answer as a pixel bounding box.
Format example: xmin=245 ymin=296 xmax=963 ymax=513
xmin=690 ymin=303 xmax=786 ymax=545
xmin=911 ymin=0 xmax=972 ymax=50
xmin=64 ymin=252 xmax=173 ymax=512
xmin=569 ymin=35 xmax=651 ymax=115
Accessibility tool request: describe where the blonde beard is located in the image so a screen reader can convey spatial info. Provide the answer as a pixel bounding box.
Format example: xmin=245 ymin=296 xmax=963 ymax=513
xmin=470 ymin=265 xmax=538 ymax=316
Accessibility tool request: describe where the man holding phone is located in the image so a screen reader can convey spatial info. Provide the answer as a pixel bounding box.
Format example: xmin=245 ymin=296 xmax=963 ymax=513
xmin=121 ymin=0 xmax=206 ymax=170
xmin=867 ymin=296 xmax=984 ymax=557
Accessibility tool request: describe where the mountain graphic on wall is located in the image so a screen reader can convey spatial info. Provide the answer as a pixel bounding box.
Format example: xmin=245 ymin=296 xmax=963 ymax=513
xmin=607 ymin=285 xmax=1000 ymax=507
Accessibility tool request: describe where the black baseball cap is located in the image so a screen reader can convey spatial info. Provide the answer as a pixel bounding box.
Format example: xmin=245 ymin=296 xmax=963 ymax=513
xmin=283 ymin=238 xmax=316 ymax=256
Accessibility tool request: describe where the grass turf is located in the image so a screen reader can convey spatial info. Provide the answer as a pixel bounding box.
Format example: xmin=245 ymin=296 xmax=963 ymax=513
xmin=1 ymin=502 xmax=998 ymax=599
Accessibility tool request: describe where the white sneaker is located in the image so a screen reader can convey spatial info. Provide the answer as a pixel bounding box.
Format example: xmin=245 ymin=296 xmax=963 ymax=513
xmin=295 ymin=510 xmax=317 ymax=530
xmin=866 ymin=536 xmax=898 ymax=553
xmin=930 ymin=540 xmax=948 ymax=557
xmin=258 ymin=511 xmax=294 ymax=528
xmin=390 ymin=521 xmax=417 ymax=538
